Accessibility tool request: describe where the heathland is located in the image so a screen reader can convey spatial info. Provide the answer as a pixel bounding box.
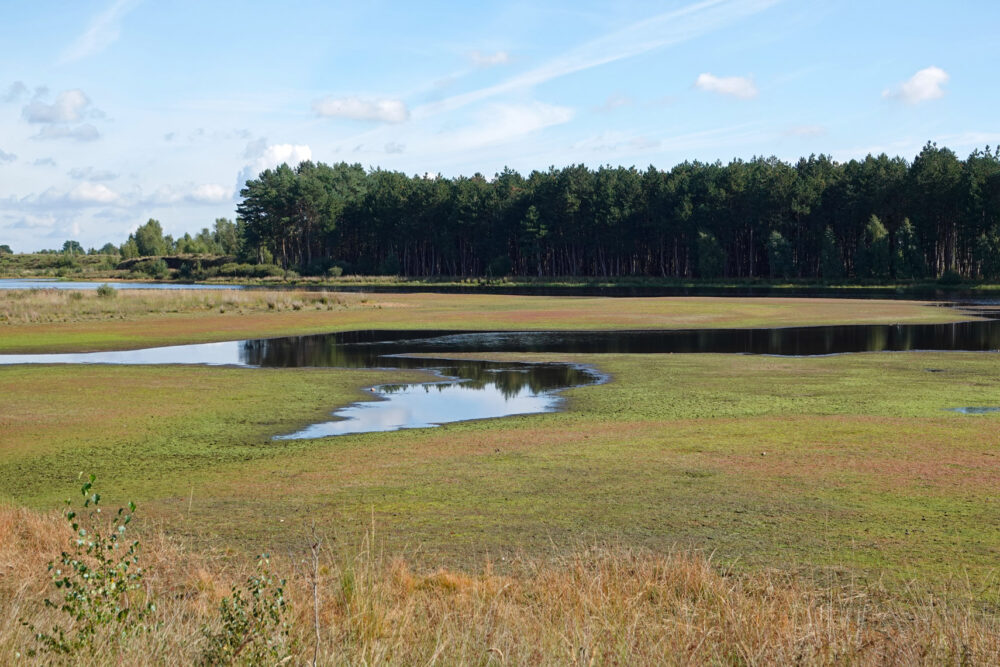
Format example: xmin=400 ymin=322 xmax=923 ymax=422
xmin=2 ymin=288 xmax=998 ymax=663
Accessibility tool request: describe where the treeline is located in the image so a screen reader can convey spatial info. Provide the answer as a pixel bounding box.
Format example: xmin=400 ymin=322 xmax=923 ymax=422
xmin=236 ymin=142 xmax=1000 ymax=280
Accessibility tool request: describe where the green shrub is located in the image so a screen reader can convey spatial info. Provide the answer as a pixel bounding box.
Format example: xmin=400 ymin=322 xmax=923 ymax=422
xmin=327 ymin=265 xmax=344 ymax=278
xmin=252 ymin=264 xmax=284 ymax=278
xmin=199 ymin=555 xmax=292 ymax=665
xmin=937 ymin=269 xmax=964 ymax=286
xmin=377 ymin=256 xmax=401 ymax=276
xmin=22 ymin=475 xmax=156 ymax=657
xmin=131 ymin=259 xmax=169 ymax=279
xmin=96 ymin=283 xmax=117 ymax=298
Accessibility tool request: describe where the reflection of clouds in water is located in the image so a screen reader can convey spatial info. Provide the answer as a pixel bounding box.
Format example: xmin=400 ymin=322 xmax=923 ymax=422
xmin=0 ymin=279 xmax=242 ymax=291
xmin=0 ymin=341 xmax=246 ymax=366
xmin=276 ymin=383 xmax=559 ymax=439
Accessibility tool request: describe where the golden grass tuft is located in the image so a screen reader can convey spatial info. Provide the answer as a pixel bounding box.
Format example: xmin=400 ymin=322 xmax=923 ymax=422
xmin=2 ymin=505 xmax=998 ymax=664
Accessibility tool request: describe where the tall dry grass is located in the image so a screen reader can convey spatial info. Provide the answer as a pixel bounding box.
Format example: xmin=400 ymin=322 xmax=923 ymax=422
xmin=0 ymin=288 xmax=372 ymax=325
xmin=2 ymin=505 xmax=998 ymax=665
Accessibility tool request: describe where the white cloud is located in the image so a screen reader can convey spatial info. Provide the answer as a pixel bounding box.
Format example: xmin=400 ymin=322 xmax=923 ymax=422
xmin=437 ymin=102 xmax=575 ymax=151
xmin=68 ymin=183 xmax=119 ymax=204
xmin=33 ymin=157 xmax=57 ymax=167
xmin=384 ymin=142 xmax=405 ymax=154
xmin=312 ymin=97 xmax=409 ymax=123
xmin=33 ymin=124 xmax=101 ymax=142
xmin=22 ymin=89 xmax=92 ymax=123
xmin=0 ymin=149 xmax=16 ymax=163
xmin=257 ymin=143 xmax=312 ymax=169
xmin=60 ymin=0 xmax=142 ymax=64
xmin=188 ymin=184 xmax=231 ymax=204
xmin=883 ymin=66 xmax=949 ymax=104
xmin=694 ymin=73 xmax=758 ymax=99
xmin=469 ymin=50 xmax=511 ymax=67
xmin=236 ymin=141 xmax=313 ymax=192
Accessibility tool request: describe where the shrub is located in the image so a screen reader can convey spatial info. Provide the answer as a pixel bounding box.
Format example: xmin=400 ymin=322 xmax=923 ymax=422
xmin=377 ymin=256 xmax=401 ymax=276
xmin=327 ymin=265 xmax=344 ymax=278
xmin=199 ymin=555 xmax=292 ymax=665
xmin=252 ymin=264 xmax=284 ymax=278
xmin=96 ymin=283 xmax=117 ymax=298
xmin=131 ymin=259 xmax=169 ymax=279
xmin=22 ymin=475 xmax=155 ymax=657
xmin=937 ymin=269 xmax=964 ymax=286
xmin=486 ymin=255 xmax=512 ymax=277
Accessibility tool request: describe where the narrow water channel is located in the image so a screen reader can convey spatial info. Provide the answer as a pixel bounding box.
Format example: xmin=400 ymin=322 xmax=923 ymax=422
xmin=3 ymin=318 xmax=999 ymax=437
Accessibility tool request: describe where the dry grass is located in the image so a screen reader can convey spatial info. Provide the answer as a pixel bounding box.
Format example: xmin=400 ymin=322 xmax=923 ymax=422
xmin=0 ymin=288 xmax=371 ymax=325
xmin=2 ymin=506 xmax=997 ymax=665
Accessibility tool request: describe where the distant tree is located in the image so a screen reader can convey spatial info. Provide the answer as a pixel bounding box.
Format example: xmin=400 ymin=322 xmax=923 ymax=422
xmin=855 ymin=215 xmax=890 ymax=279
xmin=213 ymin=218 xmax=239 ymax=255
xmin=134 ymin=219 xmax=167 ymax=256
xmin=893 ymin=218 xmax=925 ymax=279
xmin=0 ymin=244 xmax=12 ymax=255
xmin=120 ymin=236 xmax=140 ymax=259
xmin=766 ymin=230 xmax=793 ymax=279
xmin=819 ymin=227 xmax=844 ymax=281
xmin=62 ymin=240 xmax=84 ymax=255
xmin=98 ymin=242 xmax=120 ymax=256
xmin=974 ymin=227 xmax=1000 ymax=280
xmin=696 ymin=230 xmax=725 ymax=279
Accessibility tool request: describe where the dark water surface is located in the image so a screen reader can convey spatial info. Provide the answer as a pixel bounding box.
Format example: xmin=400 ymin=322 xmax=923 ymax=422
xmin=3 ymin=318 xmax=999 ymax=437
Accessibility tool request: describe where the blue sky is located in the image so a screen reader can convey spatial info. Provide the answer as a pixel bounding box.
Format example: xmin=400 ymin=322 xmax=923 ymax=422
xmin=1 ymin=0 xmax=997 ymax=251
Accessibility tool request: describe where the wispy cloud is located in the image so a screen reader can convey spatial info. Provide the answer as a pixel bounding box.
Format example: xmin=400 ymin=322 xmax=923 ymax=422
xmin=2 ymin=81 xmax=28 ymax=103
xmin=59 ymin=0 xmax=142 ymax=64
xmin=312 ymin=97 xmax=409 ymax=123
xmin=785 ymin=124 xmax=826 ymax=137
xmin=69 ymin=166 xmax=119 ymax=181
xmin=433 ymin=102 xmax=575 ymax=152
xmin=33 ymin=124 xmax=101 ymax=142
xmin=415 ymin=0 xmax=782 ymax=118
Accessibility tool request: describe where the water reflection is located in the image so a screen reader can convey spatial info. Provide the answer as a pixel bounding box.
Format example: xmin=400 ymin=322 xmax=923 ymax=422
xmin=276 ymin=382 xmax=560 ymax=438
xmin=3 ymin=318 xmax=1000 ymax=438
xmin=0 ymin=279 xmax=241 ymax=291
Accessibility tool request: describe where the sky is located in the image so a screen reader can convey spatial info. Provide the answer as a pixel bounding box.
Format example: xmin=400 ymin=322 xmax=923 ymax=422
xmin=1 ymin=0 xmax=998 ymax=252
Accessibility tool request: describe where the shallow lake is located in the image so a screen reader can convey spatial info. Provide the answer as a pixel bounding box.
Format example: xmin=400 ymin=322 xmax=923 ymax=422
xmin=2 ymin=318 xmax=999 ymax=438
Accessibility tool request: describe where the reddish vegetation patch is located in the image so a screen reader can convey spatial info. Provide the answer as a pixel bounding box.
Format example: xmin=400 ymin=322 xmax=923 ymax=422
xmin=707 ymin=416 xmax=1000 ymax=491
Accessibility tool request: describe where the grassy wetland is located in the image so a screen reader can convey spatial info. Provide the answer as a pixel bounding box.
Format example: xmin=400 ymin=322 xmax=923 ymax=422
xmin=2 ymin=288 xmax=999 ymax=663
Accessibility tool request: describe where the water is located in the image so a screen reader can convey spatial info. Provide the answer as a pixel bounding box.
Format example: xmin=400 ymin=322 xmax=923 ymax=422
xmin=0 ymin=279 xmax=242 ymax=291
xmin=3 ymin=319 xmax=999 ymax=438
